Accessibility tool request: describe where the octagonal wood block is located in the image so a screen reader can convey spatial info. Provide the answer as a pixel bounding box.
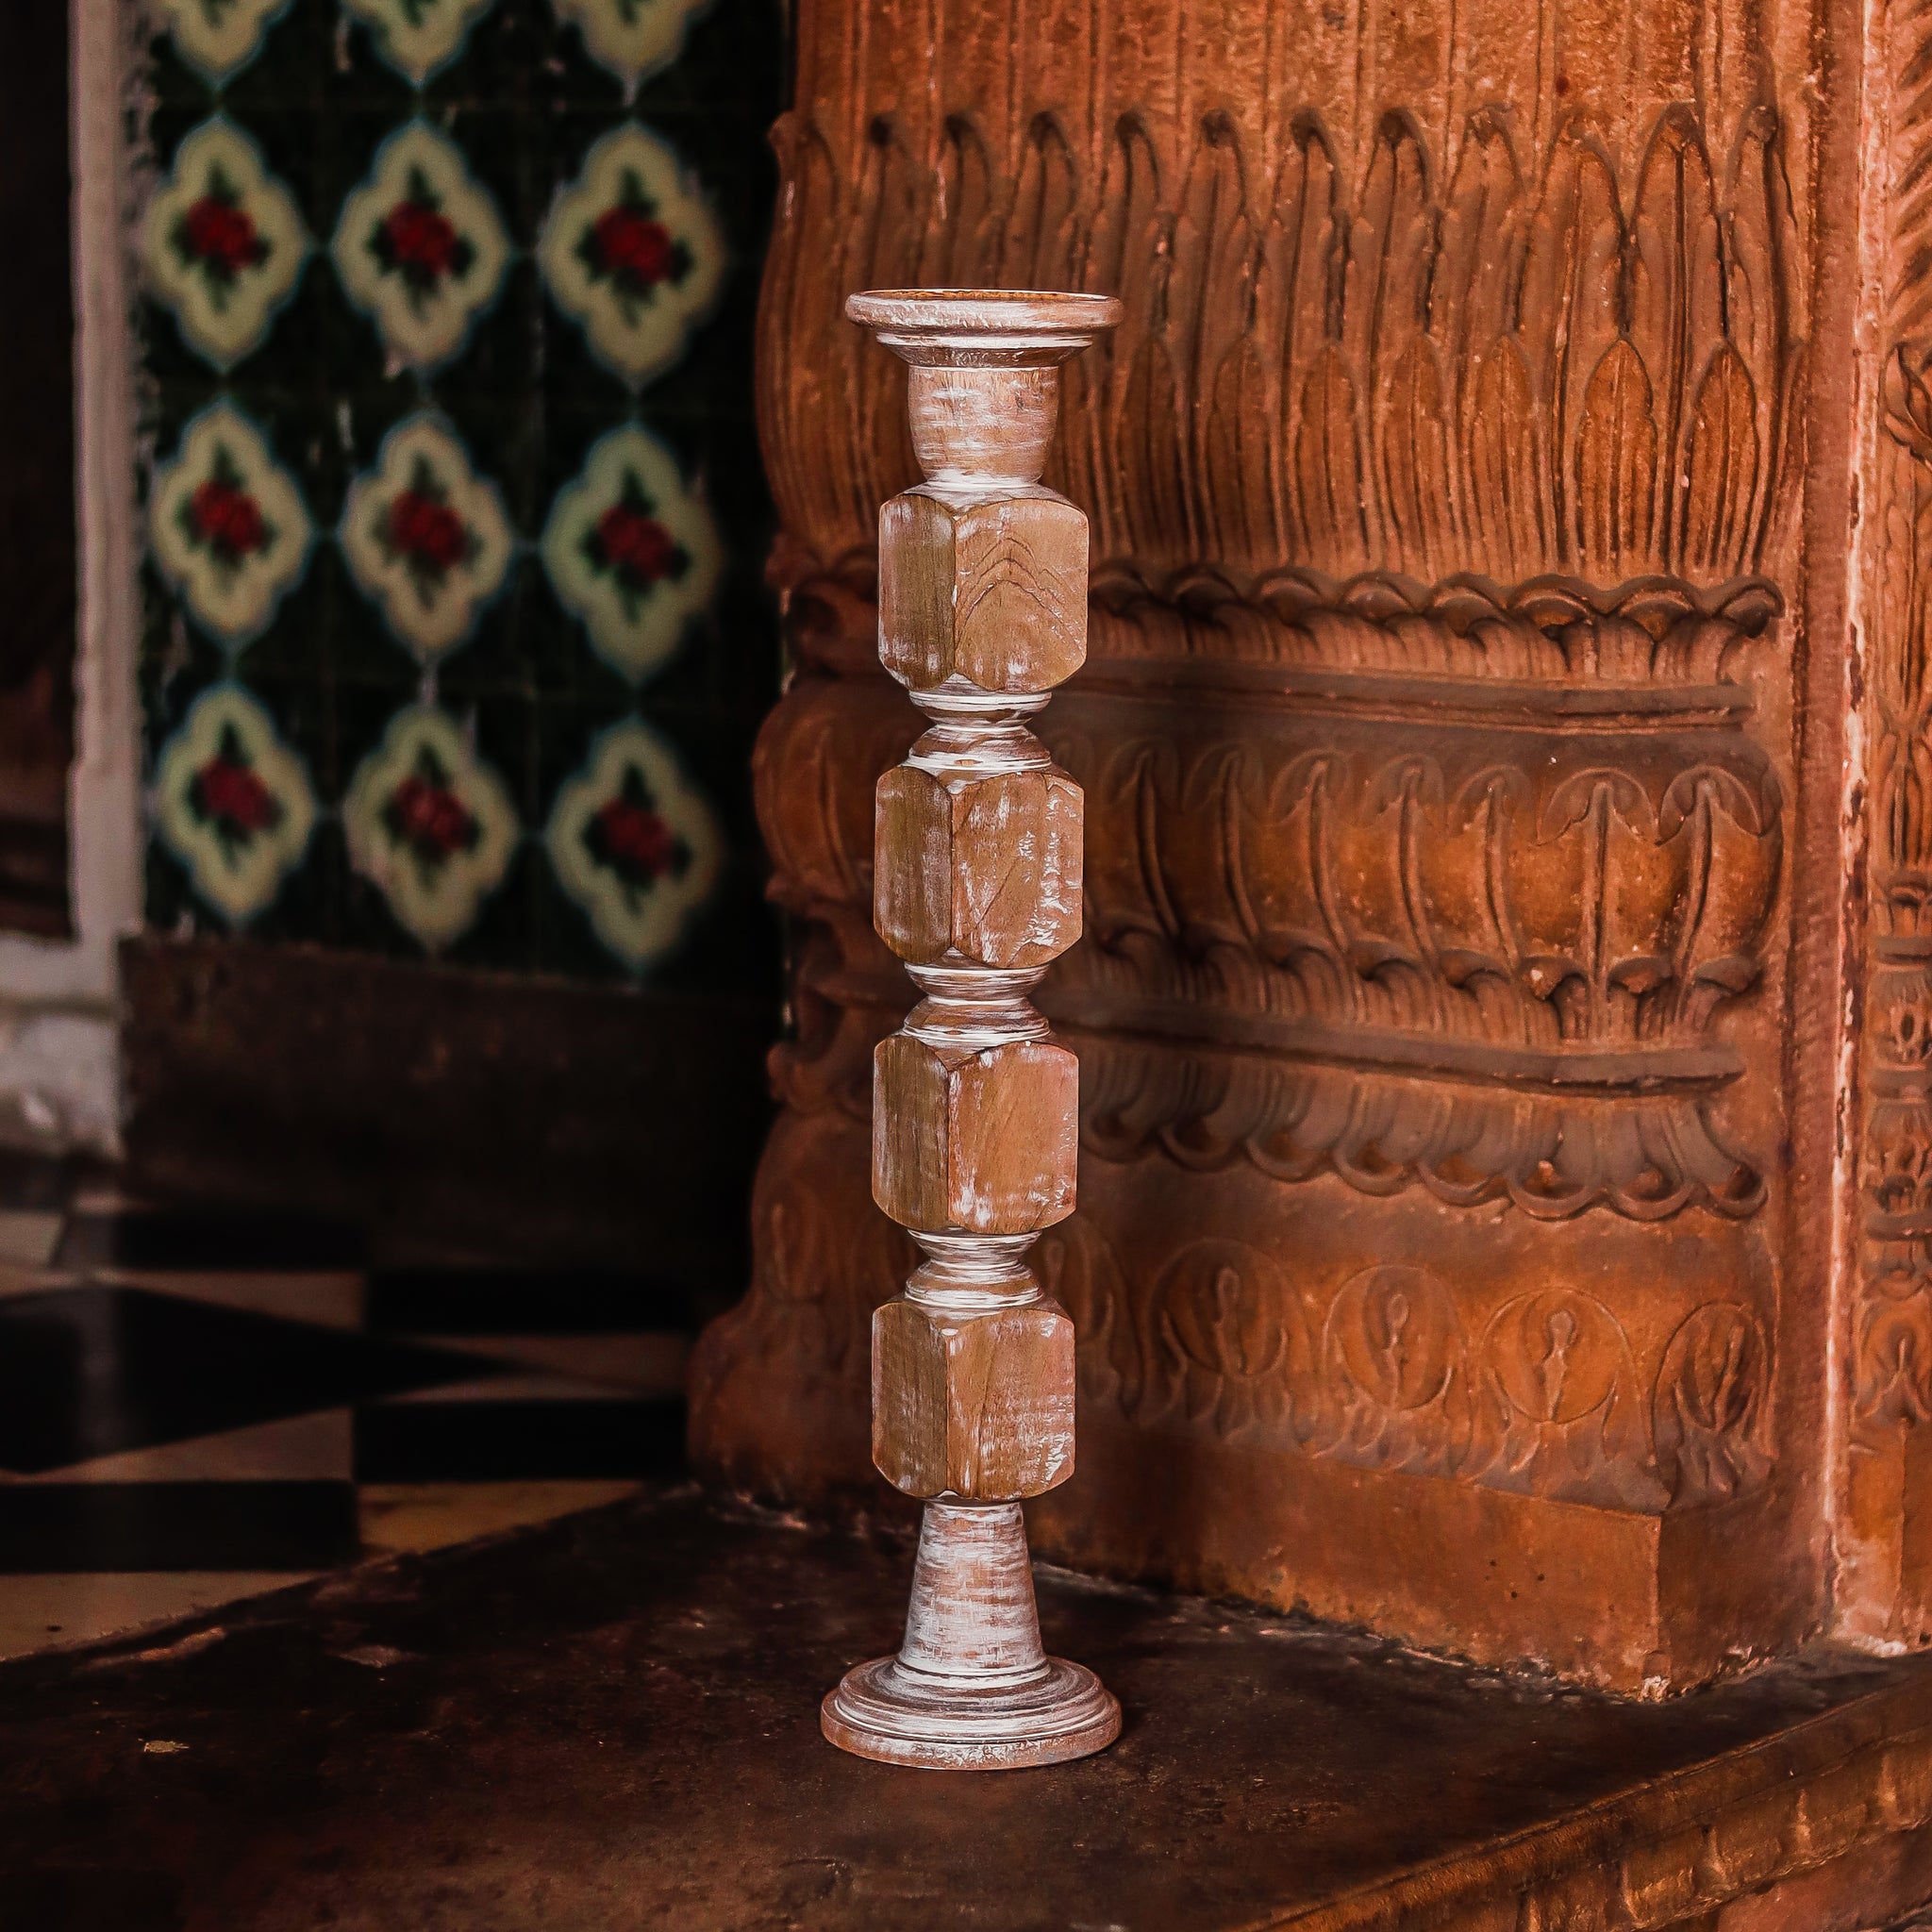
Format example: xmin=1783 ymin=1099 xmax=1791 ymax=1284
xmin=873 ymin=1034 xmax=1078 ymax=1235
xmin=874 ymin=763 xmax=1083 ymax=968
xmin=877 ymin=490 xmax=1088 ymax=693
xmin=873 ymin=1292 xmax=1076 ymax=1499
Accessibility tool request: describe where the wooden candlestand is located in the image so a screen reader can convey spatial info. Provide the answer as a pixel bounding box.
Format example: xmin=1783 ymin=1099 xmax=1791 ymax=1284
xmin=820 ymin=289 xmax=1123 ymax=1771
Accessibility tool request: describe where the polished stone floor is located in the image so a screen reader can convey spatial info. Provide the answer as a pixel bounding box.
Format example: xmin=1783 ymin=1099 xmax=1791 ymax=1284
xmin=0 ymin=1158 xmax=687 ymax=1658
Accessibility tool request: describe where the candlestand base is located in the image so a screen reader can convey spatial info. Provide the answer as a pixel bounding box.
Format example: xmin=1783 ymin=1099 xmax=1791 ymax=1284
xmin=822 ymin=1653 xmax=1121 ymax=1769
xmin=821 ymin=1499 xmax=1121 ymax=1769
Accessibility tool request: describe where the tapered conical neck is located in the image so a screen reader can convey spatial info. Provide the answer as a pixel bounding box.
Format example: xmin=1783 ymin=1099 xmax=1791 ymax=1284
xmin=896 ymin=1502 xmax=1049 ymax=1684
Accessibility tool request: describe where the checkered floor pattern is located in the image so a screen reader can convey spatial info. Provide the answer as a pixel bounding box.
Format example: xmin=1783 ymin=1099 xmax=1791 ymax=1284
xmin=0 ymin=1165 xmax=689 ymax=1658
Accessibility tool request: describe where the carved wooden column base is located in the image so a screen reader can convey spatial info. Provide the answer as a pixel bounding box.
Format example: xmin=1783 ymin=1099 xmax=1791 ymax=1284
xmin=821 ymin=1502 xmax=1120 ymax=1769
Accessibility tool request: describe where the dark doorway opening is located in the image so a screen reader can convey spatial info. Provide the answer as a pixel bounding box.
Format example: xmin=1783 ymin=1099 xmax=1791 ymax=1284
xmin=0 ymin=8 xmax=76 ymax=939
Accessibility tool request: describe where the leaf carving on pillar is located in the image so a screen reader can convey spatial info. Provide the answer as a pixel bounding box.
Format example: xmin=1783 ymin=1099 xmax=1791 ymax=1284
xmin=722 ymin=20 xmax=1818 ymax=1567
xmin=1000 ymin=116 xmax=1083 ymax=295
xmin=1574 ymin=341 xmax=1658 ymax=580
xmin=758 ymin=94 xmax=1800 ymax=594
xmin=1652 ymin=1302 xmax=1773 ymax=1502
xmin=1319 ymin=1263 xmax=1474 ymax=1477
xmin=1473 ymin=1290 xmax=1666 ymax=1511
xmin=1463 ymin=341 xmax=1545 ymax=581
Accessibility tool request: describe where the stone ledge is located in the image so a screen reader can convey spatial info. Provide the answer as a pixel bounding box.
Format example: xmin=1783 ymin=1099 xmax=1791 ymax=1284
xmin=2 ymin=1483 xmax=1931 ymax=1928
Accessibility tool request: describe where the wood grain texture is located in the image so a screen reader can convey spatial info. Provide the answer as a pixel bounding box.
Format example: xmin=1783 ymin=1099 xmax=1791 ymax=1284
xmin=822 ymin=1500 xmax=1119 ymax=1767
xmin=879 ymin=491 xmax=1089 ymax=692
xmin=873 ymin=1033 xmax=1078 ymax=1235
xmin=874 ymin=762 xmax=1083 ymax=968
xmin=873 ymin=1294 xmax=1075 ymax=1498
xmin=825 ymin=288 xmax=1121 ymax=1768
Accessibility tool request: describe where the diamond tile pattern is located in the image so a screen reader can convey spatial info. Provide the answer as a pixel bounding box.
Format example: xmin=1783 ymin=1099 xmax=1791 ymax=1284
xmin=139 ymin=0 xmax=781 ymax=988
xmin=142 ymin=116 xmax=310 ymax=372
xmin=152 ymin=681 xmax=318 ymax=924
xmin=330 ymin=118 xmax=512 ymax=374
xmin=0 ymin=1166 xmax=689 ymax=1653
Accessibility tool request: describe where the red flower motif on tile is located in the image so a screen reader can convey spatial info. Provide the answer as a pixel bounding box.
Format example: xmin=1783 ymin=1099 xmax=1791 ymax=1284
xmin=159 ymin=685 xmax=317 ymax=923
xmin=581 ymin=469 xmax=689 ymax=619
xmin=383 ymin=202 xmax=458 ymax=275
xmin=148 ymin=121 xmax=308 ymax=370
xmin=539 ymin=125 xmax=723 ymax=390
xmin=382 ymin=744 xmax=480 ymax=870
xmin=594 ymin=499 xmax=679 ymax=584
xmin=375 ymin=451 xmax=478 ymax=607
xmin=178 ymin=441 xmax=278 ymax=577
xmin=153 ymin=405 xmax=311 ymax=647
xmin=541 ymin=424 xmax=720 ymax=684
xmin=387 ymin=491 xmax=467 ymax=571
xmin=545 ymin=716 xmax=720 ymax=970
xmin=590 ymin=206 xmax=676 ymax=287
xmin=335 ymin=124 xmax=508 ymax=374
xmin=585 ymin=764 xmax=690 ymax=891
xmin=370 ymin=168 xmax=476 ymax=310
xmin=191 ymin=476 xmax=268 ymax=559
xmin=575 ymin=170 xmax=691 ymax=320
xmin=346 ymin=706 xmax=517 ymax=948
xmin=182 ymin=193 xmax=267 ymax=278
xmin=188 ymin=721 xmax=284 ymax=857
xmin=169 ymin=159 xmax=275 ymax=307
xmin=197 ymin=758 xmax=277 ymax=832
xmin=341 ymin=415 xmax=511 ymax=661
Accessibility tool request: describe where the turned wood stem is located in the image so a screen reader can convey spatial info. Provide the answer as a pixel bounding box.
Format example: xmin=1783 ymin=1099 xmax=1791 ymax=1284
xmin=821 ymin=288 xmax=1122 ymax=1772
xmin=897 ymin=1505 xmax=1046 ymax=1681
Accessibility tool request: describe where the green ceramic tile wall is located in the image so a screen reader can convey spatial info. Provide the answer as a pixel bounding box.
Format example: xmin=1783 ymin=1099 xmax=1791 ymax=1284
xmin=137 ymin=0 xmax=782 ymax=991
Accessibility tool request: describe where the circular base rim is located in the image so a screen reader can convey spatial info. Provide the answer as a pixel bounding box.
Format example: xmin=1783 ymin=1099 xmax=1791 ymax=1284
xmin=821 ymin=1656 xmax=1122 ymax=1770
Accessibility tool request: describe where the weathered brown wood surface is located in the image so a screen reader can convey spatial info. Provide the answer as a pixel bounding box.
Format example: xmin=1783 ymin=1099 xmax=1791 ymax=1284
xmin=821 ymin=289 xmax=1121 ymax=1768
xmin=5 ymin=1486 xmax=1932 ymax=1928
xmin=683 ymin=0 xmax=1917 ymax=1691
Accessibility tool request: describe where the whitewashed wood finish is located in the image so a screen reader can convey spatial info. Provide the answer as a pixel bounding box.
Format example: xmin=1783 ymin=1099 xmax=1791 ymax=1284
xmin=821 ymin=1504 xmax=1119 ymax=1769
xmin=822 ymin=289 xmax=1123 ymax=1772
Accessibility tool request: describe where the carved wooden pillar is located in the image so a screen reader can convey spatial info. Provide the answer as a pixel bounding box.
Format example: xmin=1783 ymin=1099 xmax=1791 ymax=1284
xmin=819 ymin=289 xmax=1122 ymax=1770
xmin=684 ymin=0 xmax=1881 ymax=1695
